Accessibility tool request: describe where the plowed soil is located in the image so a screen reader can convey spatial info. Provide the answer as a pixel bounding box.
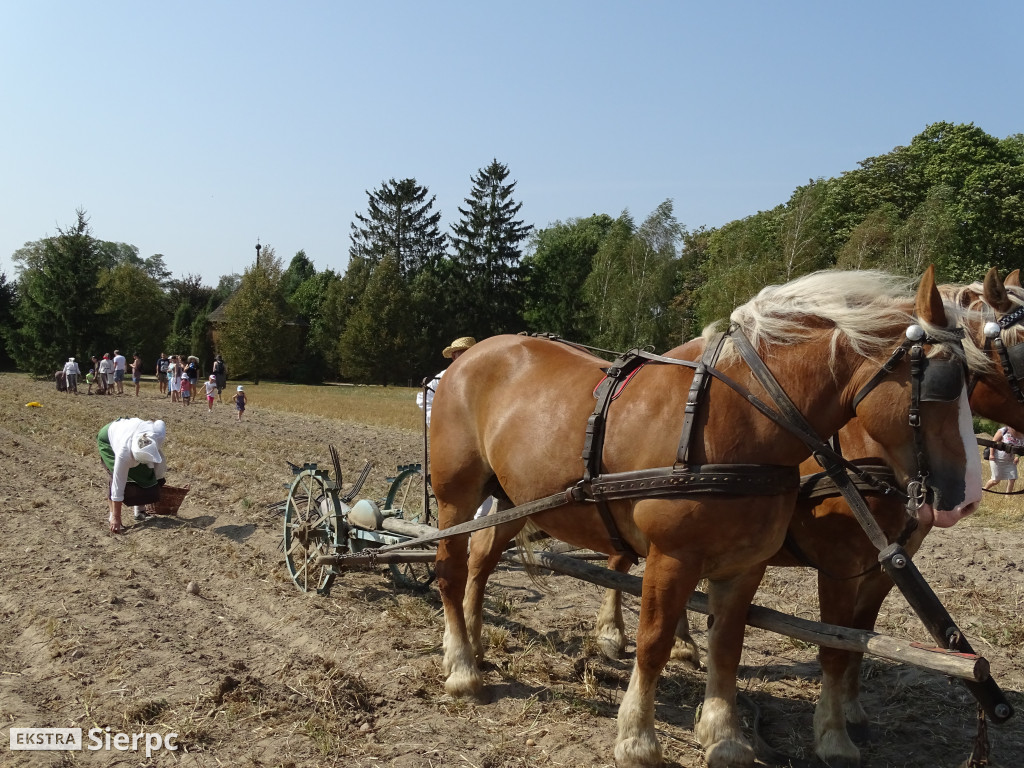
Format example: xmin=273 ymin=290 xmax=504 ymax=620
xmin=1 ymin=373 xmax=1021 ymax=767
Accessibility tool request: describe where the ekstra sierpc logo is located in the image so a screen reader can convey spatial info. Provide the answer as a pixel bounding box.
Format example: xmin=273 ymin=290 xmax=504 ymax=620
xmin=10 ymin=727 xmax=178 ymax=757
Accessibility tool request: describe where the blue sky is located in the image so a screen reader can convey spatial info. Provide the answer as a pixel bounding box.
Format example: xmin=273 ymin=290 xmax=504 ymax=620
xmin=1 ymin=2 xmax=1020 ymax=286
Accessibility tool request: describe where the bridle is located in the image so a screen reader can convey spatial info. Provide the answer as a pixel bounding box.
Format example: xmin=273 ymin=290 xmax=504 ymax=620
xmin=972 ymin=302 xmax=1024 ymax=404
xmin=849 ymin=323 xmax=967 ymax=513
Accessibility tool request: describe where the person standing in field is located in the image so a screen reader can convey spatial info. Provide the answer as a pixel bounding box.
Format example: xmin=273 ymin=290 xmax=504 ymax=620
xmin=181 ymin=375 xmax=192 ymax=406
xmin=233 ymin=385 xmax=247 ymax=421
xmin=204 ymin=375 xmax=217 ymax=412
xmin=417 ymin=336 xmax=493 ymax=519
xmin=984 ymin=425 xmax=1024 ymax=494
xmin=131 ymin=353 xmax=143 ymax=397
xmin=112 ymin=349 xmax=127 ymax=394
xmin=98 ymin=354 xmax=114 ymax=395
xmin=168 ymin=355 xmax=182 ymax=403
xmin=62 ymin=357 xmax=80 ymax=395
xmin=156 ymin=352 xmax=170 ymax=396
xmin=212 ymin=354 xmax=227 ymax=401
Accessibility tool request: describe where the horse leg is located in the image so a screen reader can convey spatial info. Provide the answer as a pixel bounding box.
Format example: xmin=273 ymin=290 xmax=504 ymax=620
xmin=596 ymin=555 xmax=631 ymax=659
xmin=615 ymin=548 xmax=699 ymax=768
xmin=693 ymin=568 xmax=766 ymax=768
xmin=436 ymin=529 xmax=483 ymax=697
xmin=465 ymin=515 xmax=524 ymax=662
xmin=813 ymin=573 xmax=864 ymax=768
xmin=670 ymin=610 xmax=701 ymax=669
xmin=595 ymin=556 xmax=700 ymax=667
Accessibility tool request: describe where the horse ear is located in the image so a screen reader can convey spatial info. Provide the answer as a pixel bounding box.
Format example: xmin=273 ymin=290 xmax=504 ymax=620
xmin=915 ymin=264 xmax=948 ymax=327
xmin=1006 ymin=269 xmax=1022 ymax=290
xmin=983 ymin=266 xmax=1014 ymax=313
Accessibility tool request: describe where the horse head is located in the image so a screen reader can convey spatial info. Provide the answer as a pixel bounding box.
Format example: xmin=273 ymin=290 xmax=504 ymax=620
xmin=944 ymin=267 xmax=1024 ymax=436
xmin=842 ymin=266 xmax=980 ymax=528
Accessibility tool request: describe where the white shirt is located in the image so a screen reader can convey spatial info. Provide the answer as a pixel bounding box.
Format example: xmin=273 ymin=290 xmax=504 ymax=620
xmin=62 ymin=361 xmax=80 ymax=376
xmin=106 ymin=419 xmax=167 ymax=502
xmin=416 ymin=369 xmax=445 ymax=427
xmin=113 ymin=354 xmax=126 ymax=372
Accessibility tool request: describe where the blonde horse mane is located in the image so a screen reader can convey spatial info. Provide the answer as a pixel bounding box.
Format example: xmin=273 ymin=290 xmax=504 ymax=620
xmin=705 ymin=270 xmax=986 ymax=372
xmin=943 ymin=281 xmax=1024 ymax=370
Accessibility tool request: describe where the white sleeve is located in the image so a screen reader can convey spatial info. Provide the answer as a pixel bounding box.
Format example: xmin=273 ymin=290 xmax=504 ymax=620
xmin=109 ymin=444 xmax=133 ymax=502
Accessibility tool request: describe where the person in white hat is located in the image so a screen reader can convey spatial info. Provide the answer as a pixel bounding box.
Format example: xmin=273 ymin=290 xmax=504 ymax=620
xmin=416 ymin=337 xmax=476 ymax=427
xmin=233 ymin=385 xmax=247 ymax=421
xmin=97 ymin=418 xmax=168 ymax=532
xmin=62 ymin=357 xmax=81 ymax=395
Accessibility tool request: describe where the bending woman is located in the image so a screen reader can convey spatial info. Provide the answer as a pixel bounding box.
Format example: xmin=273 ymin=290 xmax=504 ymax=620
xmin=97 ymin=418 xmax=167 ymax=533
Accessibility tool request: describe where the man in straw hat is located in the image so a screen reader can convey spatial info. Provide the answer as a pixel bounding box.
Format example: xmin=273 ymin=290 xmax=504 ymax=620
xmin=417 ymin=336 xmax=494 ymax=520
xmin=417 ymin=336 xmax=476 ymax=427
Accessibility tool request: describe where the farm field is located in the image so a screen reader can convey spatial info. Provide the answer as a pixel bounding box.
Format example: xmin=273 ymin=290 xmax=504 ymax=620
xmin=0 ymin=373 xmax=1022 ymax=767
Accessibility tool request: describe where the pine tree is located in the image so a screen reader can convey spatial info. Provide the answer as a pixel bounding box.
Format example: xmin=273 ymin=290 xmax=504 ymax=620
xmin=336 ymin=253 xmax=413 ymax=383
xmin=349 ymin=179 xmax=447 ymax=277
xmin=9 ymin=209 xmax=105 ymax=375
xmin=450 ymin=160 xmax=533 ymax=338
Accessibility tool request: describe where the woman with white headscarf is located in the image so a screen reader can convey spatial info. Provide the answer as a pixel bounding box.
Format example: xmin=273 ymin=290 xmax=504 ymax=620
xmin=97 ymin=418 xmax=168 ymax=533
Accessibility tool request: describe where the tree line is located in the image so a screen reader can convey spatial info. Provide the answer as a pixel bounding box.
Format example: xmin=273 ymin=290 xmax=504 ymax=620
xmin=2 ymin=125 xmax=1022 ymax=384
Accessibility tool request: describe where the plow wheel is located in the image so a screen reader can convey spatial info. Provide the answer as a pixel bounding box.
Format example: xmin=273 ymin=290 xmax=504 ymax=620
xmin=389 ymin=544 xmax=435 ymax=592
xmin=284 ymin=469 xmax=341 ymax=594
xmin=384 ymin=466 xmax=434 ymax=526
xmin=384 ymin=466 xmax=436 ymax=590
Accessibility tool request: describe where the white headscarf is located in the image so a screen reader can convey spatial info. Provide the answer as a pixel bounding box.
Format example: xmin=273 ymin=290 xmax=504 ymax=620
xmin=130 ymin=420 xmax=166 ymax=467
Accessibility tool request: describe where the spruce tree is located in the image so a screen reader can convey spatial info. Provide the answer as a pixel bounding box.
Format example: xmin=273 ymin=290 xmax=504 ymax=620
xmin=450 ymin=160 xmax=533 ymax=338
xmin=349 ymin=179 xmax=447 ymax=277
xmin=9 ymin=209 xmax=105 ymax=375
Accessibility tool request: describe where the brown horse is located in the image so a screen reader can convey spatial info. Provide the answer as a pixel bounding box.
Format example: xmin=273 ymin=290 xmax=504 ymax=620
xmin=430 ymin=268 xmax=979 ymax=767
xmin=578 ymin=269 xmax=1022 ymax=767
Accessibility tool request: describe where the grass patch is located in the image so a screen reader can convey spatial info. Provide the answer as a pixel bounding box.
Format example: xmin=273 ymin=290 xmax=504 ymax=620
xmin=229 ymin=380 xmax=423 ymax=430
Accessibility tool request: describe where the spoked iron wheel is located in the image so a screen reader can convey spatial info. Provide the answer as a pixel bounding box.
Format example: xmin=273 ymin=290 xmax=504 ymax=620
xmin=384 ymin=467 xmax=436 ymax=590
xmin=384 ymin=466 xmax=434 ymax=526
xmin=283 ymin=469 xmax=341 ymax=594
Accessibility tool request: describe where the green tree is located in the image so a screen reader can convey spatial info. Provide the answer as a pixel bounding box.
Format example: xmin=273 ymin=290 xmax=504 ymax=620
xmin=9 ymin=209 xmax=105 ymax=374
xmin=97 ymin=262 xmax=171 ymax=363
xmin=217 ymin=247 xmax=293 ymax=381
xmin=282 ymin=250 xmax=316 ymax=299
xmin=349 ymin=179 xmax=447 ymax=276
xmin=450 ymin=159 xmax=534 ymax=337
xmin=582 ymin=202 xmax=684 ymax=350
xmin=289 ymin=268 xmax=342 ymax=382
xmin=336 ymin=253 xmax=413 ymax=383
xmin=0 ymin=272 xmax=17 ymax=370
xmin=523 ymin=214 xmax=614 ymax=339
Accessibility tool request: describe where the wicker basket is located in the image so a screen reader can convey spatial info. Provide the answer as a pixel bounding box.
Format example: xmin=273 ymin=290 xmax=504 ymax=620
xmin=150 ymin=484 xmax=189 ymax=516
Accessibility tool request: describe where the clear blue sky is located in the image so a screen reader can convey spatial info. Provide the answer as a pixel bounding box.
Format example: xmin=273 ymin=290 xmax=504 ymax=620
xmin=2 ymin=1 xmax=1021 ymax=286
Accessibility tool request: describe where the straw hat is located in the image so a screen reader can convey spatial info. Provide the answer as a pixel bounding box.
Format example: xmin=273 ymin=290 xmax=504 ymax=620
xmin=443 ymin=336 xmax=477 ymax=359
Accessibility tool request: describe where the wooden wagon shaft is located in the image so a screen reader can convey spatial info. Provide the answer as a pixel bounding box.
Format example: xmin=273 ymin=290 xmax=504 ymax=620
xmin=318 ymin=532 xmax=989 ymax=683
xmin=502 ymin=550 xmax=991 ymax=684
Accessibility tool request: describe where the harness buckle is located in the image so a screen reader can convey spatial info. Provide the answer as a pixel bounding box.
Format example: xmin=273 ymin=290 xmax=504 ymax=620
xmin=908 ymin=410 xmax=921 ymax=428
xmin=906 ymin=479 xmax=927 ymax=512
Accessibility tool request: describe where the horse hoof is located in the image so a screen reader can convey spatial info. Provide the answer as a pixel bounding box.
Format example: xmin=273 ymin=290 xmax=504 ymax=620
xmin=669 ymin=639 xmax=701 ymax=670
xmin=596 ymin=634 xmax=625 ymax=660
xmin=705 ymin=739 xmax=755 ymax=768
xmin=444 ymin=668 xmax=483 ymax=698
xmin=613 ymin=735 xmax=662 ymax=767
xmin=846 ymin=720 xmax=871 ymax=744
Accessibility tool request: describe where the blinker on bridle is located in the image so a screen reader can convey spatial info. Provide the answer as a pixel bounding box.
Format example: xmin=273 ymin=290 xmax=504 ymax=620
xmin=979 ymin=303 xmax=1024 ymax=403
xmin=850 ymin=323 xmax=967 ymax=512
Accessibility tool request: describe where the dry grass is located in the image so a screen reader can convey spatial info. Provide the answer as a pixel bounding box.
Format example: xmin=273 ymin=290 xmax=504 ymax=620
xmin=229 ymin=380 xmax=424 ymax=430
